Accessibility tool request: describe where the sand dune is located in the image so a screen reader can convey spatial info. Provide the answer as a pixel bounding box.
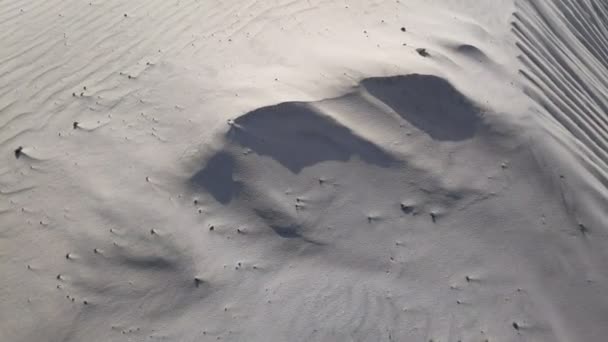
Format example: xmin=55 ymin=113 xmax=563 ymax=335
xmin=514 ymin=0 xmax=608 ymax=189
xmin=1 ymin=0 xmax=607 ymax=341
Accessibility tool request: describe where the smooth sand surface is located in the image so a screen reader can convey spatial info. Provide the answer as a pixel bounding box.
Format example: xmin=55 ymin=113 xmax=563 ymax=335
xmin=1 ymin=0 xmax=607 ymax=341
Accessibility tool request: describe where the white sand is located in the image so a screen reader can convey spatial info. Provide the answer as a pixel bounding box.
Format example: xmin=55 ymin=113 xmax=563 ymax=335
xmin=1 ymin=0 xmax=607 ymax=341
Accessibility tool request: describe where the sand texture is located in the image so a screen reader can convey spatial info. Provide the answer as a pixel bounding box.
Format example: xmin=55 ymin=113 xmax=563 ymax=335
xmin=1 ymin=0 xmax=607 ymax=341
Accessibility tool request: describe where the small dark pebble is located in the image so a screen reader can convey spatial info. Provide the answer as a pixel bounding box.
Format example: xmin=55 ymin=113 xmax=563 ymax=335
xmin=400 ymin=203 xmax=414 ymax=214
xmin=14 ymin=146 xmax=23 ymax=159
xmin=73 ymin=122 xmax=79 ymax=129
xmin=512 ymin=322 xmax=520 ymax=330
xmin=194 ymin=277 xmax=203 ymax=287
xmin=416 ymin=48 xmax=430 ymax=57
xmin=400 ymin=27 xmax=406 ymax=32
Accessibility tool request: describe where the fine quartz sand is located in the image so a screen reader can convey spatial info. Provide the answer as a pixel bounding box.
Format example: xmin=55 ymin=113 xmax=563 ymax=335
xmin=1 ymin=0 xmax=607 ymax=341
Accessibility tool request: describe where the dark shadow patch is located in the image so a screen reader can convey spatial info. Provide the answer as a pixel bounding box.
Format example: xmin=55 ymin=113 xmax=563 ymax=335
xmin=228 ymin=102 xmax=394 ymax=173
xmin=115 ymin=254 xmax=177 ymax=270
xmin=190 ymin=152 xmax=240 ymax=204
xmin=362 ymin=74 xmax=481 ymax=141
xmin=452 ymin=44 xmax=490 ymax=63
xmin=254 ymin=208 xmax=323 ymax=245
xmin=254 ymin=208 xmax=303 ymax=239
xmin=269 ymin=224 xmax=303 ymax=239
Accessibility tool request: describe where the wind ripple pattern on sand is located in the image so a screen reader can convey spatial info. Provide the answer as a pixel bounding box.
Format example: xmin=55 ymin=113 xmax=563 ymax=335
xmin=513 ymin=0 xmax=608 ymax=187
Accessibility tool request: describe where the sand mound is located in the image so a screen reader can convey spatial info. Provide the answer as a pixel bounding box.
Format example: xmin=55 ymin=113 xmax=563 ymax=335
xmin=1 ymin=0 xmax=608 ymax=341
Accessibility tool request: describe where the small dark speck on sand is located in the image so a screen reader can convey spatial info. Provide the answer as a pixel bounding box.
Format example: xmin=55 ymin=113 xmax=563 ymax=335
xmin=416 ymin=48 xmax=430 ymax=57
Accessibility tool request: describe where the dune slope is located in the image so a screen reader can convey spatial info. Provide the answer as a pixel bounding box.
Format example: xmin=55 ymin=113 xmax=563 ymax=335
xmin=1 ymin=0 xmax=607 ymax=341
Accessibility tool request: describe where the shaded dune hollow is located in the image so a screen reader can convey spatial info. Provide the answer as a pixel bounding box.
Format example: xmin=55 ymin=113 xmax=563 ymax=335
xmin=361 ymin=74 xmax=482 ymax=141
xmin=190 ymin=73 xmax=484 ymax=204
xmin=229 ymin=101 xmax=396 ymax=172
xmin=189 ymin=74 xmax=486 ymax=246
